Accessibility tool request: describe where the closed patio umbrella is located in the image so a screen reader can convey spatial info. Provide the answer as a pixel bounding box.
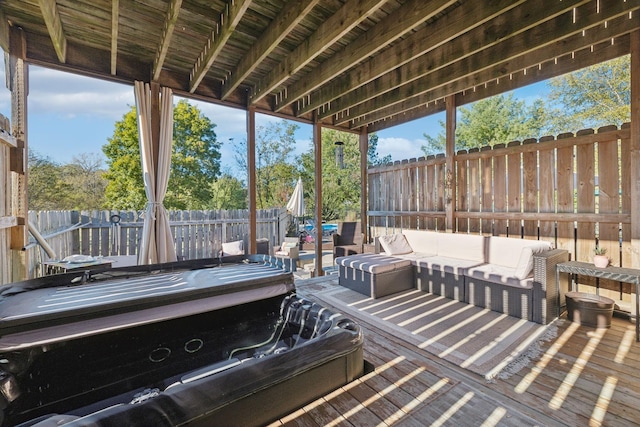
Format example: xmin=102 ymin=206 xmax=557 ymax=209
xmin=286 ymin=177 xmax=305 ymax=218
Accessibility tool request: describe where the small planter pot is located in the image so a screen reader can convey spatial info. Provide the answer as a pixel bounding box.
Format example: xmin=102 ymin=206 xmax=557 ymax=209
xmin=566 ymin=291 xmax=615 ymax=328
xmin=593 ymin=255 xmax=609 ymax=268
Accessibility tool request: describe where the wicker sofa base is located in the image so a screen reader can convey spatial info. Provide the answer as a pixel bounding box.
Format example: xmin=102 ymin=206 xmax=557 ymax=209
xmin=338 ymin=265 xmax=414 ymax=299
xmin=415 ymin=265 xmax=465 ymax=302
xmin=465 ymin=249 xmax=569 ymax=323
xmin=465 ymin=278 xmax=533 ymax=320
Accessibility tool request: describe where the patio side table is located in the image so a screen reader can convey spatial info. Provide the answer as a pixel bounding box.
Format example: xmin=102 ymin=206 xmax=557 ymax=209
xmin=556 ymin=261 xmax=639 ymax=341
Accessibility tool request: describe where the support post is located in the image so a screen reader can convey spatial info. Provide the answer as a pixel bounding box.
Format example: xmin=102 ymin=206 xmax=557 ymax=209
xmin=630 ymin=30 xmax=640 ymax=268
xmin=313 ymin=117 xmax=323 ymax=276
xmin=247 ymin=106 xmax=257 ymax=254
xmin=359 ymin=127 xmax=368 ymax=243
xmin=445 ymin=94 xmax=456 ymax=232
xmin=9 ymin=26 xmax=28 ymax=281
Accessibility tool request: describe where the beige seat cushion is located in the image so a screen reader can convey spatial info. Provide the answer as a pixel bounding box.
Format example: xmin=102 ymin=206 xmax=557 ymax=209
xmin=337 ymin=254 xmax=411 ymax=274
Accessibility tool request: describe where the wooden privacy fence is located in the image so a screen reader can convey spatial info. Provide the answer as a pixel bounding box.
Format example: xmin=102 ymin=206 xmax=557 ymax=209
xmin=25 ymin=208 xmax=288 ymax=277
xmin=369 ymin=124 xmax=633 ymax=303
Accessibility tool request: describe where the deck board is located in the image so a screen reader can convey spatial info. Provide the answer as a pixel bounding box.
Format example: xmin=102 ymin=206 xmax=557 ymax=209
xmin=282 ymin=277 xmax=640 ymax=427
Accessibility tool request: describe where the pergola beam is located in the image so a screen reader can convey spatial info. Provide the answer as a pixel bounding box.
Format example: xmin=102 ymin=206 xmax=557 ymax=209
xmin=110 ymin=0 xmax=119 ymax=75
xmin=37 ymin=0 xmax=66 ymax=63
xmin=313 ymin=117 xmax=323 ymax=277
xmin=221 ymin=0 xmax=320 ymax=101
xmin=273 ymin=0 xmax=458 ymax=113
xmin=352 ymin=4 xmax=638 ymax=129
xmin=362 ymin=35 xmax=629 ymax=132
xmin=630 ymin=29 xmax=640 ymax=268
xmin=189 ymin=0 xmax=251 ymax=93
xmin=366 ymin=36 xmax=630 ymax=132
xmin=153 ymin=0 xmax=183 ymax=81
xmin=319 ymin=0 xmax=587 ymax=122
xmin=250 ymin=0 xmax=387 ymax=106
xmin=304 ymin=0 xmax=529 ymax=119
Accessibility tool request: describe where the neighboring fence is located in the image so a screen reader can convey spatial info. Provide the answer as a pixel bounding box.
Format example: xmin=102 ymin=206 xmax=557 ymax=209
xmin=368 ymin=124 xmax=633 ymax=303
xmin=26 ymin=208 xmax=289 ymax=277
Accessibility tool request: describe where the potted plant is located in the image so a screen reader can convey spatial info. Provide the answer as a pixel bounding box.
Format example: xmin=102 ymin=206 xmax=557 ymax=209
xmin=593 ymin=246 xmax=609 ymax=268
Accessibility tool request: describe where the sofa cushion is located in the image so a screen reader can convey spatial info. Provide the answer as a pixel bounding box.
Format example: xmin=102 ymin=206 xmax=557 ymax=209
xmin=401 ymin=230 xmax=438 ymax=255
xmin=336 ymin=254 xmax=412 ymax=274
xmin=486 ymin=237 xmax=551 ymax=268
xmin=514 ymin=242 xmax=552 ymax=279
xmin=379 ymin=233 xmax=413 ymax=255
xmin=466 ymin=264 xmax=533 ymax=289
xmin=221 ymin=240 xmax=244 ymax=256
xmin=436 ymin=233 xmax=486 ymax=262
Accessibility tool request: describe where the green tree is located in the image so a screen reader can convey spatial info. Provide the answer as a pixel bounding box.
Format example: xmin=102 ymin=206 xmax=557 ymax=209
xmin=28 ymin=151 xmax=107 ymax=210
xmin=547 ymin=55 xmax=630 ymax=131
xmin=103 ymin=100 xmax=221 ymax=210
xmin=299 ymin=129 xmax=362 ymax=221
xmin=28 ymin=151 xmax=71 ymax=210
xmin=421 ymin=93 xmax=549 ymax=155
xmin=233 ymin=120 xmax=299 ymax=209
xmin=62 ymin=153 xmax=107 ymax=210
xmin=367 ymin=133 xmax=392 ymax=166
xmin=209 ymin=174 xmax=247 ymax=209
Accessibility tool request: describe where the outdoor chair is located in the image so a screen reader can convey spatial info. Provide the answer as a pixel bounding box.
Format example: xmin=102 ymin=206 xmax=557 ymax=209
xmin=275 ymin=237 xmax=300 ymax=260
xmin=333 ymin=221 xmax=364 ymax=260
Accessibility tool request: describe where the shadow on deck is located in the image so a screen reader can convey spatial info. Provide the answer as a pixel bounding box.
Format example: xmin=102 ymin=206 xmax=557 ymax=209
xmin=272 ymin=276 xmax=640 ymax=427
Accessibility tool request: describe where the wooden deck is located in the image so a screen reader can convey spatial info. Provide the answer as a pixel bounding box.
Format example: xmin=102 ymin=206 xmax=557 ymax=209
xmin=270 ymin=276 xmax=640 ymax=427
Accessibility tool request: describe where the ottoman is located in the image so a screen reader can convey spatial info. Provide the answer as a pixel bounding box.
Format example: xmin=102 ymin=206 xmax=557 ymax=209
xmin=336 ymin=254 xmax=414 ymax=298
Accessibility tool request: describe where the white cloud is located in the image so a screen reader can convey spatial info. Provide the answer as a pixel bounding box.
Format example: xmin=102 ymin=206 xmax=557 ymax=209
xmin=28 ymin=67 xmax=133 ymax=120
xmin=377 ymin=136 xmax=425 ymax=161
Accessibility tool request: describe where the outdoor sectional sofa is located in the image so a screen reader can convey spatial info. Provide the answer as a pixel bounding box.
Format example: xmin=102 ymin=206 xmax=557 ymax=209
xmin=336 ymin=230 xmax=568 ymax=324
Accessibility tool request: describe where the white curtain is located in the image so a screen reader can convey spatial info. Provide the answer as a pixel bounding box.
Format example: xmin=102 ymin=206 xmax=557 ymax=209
xmin=135 ymin=81 xmax=178 ymax=265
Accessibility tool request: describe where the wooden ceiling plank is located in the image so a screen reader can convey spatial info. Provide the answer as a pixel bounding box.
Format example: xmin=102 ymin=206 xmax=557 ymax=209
xmin=314 ymin=0 xmax=587 ymax=120
xmin=361 ymin=28 xmax=633 ymax=132
xmin=153 ymin=0 xmax=183 ymax=81
xmin=37 ymin=0 xmax=66 ymax=63
xmin=340 ymin=1 xmax=639 ymax=126
xmin=221 ymin=0 xmax=321 ymax=101
xmin=250 ymin=0 xmax=388 ymax=106
xmin=110 ymin=0 xmax=119 ymax=75
xmin=273 ymin=0 xmax=459 ymax=113
xmin=367 ymin=38 xmax=630 ymax=133
xmin=301 ymin=0 xmax=528 ymax=118
xmin=189 ymin=0 xmax=251 ymax=93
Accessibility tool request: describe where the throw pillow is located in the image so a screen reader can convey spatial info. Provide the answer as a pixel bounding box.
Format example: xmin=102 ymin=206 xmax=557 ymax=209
xmin=222 ymin=240 xmax=244 ymax=256
xmin=379 ymin=233 xmax=413 ymax=255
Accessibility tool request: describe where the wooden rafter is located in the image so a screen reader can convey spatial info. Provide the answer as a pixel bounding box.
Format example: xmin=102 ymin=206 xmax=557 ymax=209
xmin=250 ymin=0 xmax=387 ymax=106
xmin=110 ymin=0 xmax=119 ymax=75
xmin=328 ymin=0 xmax=588 ymax=120
xmin=302 ymin=0 xmax=529 ymax=118
xmin=0 ymin=0 xmax=638 ymax=134
xmin=153 ymin=0 xmax=183 ymax=81
xmin=343 ymin=1 xmax=639 ymax=128
xmin=37 ymin=0 xmax=66 ymax=63
xmin=364 ymin=32 xmax=632 ymax=132
xmin=221 ymin=0 xmax=320 ymax=101
xmin=273 ymin=0 xmax=458 ymax=113
xmin=189 ymin=0 xmax=251 ymax=94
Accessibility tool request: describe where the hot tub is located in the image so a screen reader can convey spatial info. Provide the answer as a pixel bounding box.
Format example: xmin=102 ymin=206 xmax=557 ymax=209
xmin=0 ymin=256 xmax=364 ymax=427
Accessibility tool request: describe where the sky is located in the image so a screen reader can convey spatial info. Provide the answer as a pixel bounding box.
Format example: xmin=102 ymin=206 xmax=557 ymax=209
xmin=0 ymin=65 xmax=547 ymax=178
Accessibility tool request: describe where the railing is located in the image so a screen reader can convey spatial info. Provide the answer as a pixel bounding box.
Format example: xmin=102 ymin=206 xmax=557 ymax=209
xmin=25 ymin=208 xmax=288 ymax=277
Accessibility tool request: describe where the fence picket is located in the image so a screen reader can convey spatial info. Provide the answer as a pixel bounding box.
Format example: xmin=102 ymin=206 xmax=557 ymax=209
xmin=24 ymin=208 xmax=287 ymax=276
